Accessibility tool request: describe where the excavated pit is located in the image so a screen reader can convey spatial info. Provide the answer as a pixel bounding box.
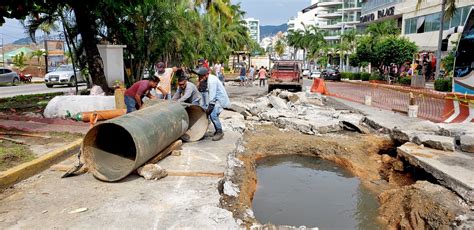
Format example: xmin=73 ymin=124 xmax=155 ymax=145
xmin=252 ymin=155 xmax=382 ymax=229
xmin=220 ymin=124 xmax=470 ymax=229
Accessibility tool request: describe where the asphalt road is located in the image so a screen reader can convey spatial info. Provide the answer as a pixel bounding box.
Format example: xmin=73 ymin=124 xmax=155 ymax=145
xmin=0 ymin=83 xmax=87 ymax=98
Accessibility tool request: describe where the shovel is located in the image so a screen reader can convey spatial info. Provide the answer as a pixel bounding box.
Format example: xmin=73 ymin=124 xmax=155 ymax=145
xmin=61 ymin=150 xmax=85 ymax=178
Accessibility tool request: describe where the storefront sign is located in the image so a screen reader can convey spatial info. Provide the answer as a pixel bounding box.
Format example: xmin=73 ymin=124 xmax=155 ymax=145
xmin=378 ymin=6 xmax=395 ymax=19
xmin=360 ymin=6 xmax=395 ymax=23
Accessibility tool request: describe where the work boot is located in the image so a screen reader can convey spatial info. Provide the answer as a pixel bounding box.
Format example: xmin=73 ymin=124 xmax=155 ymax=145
xmin=212 ymin=130 xmax=224 ymax=141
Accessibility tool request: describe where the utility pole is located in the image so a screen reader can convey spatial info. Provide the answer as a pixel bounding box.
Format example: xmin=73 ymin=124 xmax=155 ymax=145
xmin=1 ymin=36 xmax=4 ymax=67
xmin=435 ymin=0 xmax=446 ymax=80
xmin=340 ymin=0 xmax=345 ymax=71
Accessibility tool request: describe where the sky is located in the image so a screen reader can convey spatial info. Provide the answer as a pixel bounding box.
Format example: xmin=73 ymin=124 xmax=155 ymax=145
xmin=0 ymin=18 xmax=28 ymax=44
xmin=232 ymin=0 xmax=310 ymax=25
xmin=0 ymin=0 xmax=310 ymax=44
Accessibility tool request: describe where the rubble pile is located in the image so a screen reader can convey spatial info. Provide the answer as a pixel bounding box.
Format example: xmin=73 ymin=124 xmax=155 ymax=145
xmin=232 ymin=89 xmax=365 ymax=135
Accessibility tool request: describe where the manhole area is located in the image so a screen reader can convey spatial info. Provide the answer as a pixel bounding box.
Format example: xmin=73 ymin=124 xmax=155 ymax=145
xmin=252 ymin=155 xmax=383 ymax=229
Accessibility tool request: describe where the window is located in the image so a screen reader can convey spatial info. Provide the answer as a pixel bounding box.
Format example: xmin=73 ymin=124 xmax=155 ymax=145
xmin=451 ymin=9 xmax=462 ymax=27
xmin=461 ymin=6 xmax=471 ymax=25
xmin=3 ymin=69 xmax=11 ymax=73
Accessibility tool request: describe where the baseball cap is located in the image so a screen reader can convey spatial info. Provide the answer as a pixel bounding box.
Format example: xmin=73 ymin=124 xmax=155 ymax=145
xmin=156 ymin=62 xmax=165 ymax=74
xmin=193 ymin=67 xmax=209 ymax=76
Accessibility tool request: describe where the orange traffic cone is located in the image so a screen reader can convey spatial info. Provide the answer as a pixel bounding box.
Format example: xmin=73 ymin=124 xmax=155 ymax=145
xmin=311 ymin=78 xmax=329 ymax=95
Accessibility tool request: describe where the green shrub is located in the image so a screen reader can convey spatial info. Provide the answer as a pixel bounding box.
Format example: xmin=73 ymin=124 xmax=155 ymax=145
xmin=369 ymin=73 xmax=383 ymax=81
xmin=399 ymin=77 xmax=411 ymax=86
xmin=341 ymin=72 xmax=353 ymax=80
xmin=361 ymin=72 xmax=371 ymax=81
xmin=353 ymin=73 xmax=361 ymax=80
xmin=434 ymin=78 xmax=452 ymax=92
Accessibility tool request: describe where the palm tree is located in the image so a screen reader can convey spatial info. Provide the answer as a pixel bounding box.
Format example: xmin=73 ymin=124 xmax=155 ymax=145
xmin=286 ymin=30 xmax=304 ymax=60
xmin=417 ymin=0 xmax=456 ymax=79
xmin=30 ymin=49 xmax=47 ymax=67
xmin=340 ymin=29 xmax=358 ymax=70
xmin=274 ymin=39 xmax=286 ymax=58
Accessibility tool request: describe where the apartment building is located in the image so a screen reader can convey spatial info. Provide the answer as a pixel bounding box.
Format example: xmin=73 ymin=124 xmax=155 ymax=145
xmin=245 ymin=18 xmax=260 ymax=43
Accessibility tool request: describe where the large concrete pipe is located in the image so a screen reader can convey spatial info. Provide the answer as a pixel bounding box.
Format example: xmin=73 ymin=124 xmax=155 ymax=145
xmin=82 ymin=102 xmax=189 ymax=182
xmin=143 ymin=99 xmax=209 ymax=142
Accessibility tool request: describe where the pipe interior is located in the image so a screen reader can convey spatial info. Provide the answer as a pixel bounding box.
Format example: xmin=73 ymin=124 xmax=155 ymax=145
xmin=184 ymin=105 xmax=208 ymax=142
xmin=89 ymin=123 xmax=137 ymax=180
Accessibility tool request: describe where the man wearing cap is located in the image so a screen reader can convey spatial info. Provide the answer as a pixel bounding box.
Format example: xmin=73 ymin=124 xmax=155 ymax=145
xmin=193 ymin=66 xmax=230 ymax=141
xmin=172 ymin=75 xmax=202 ymax=105
xmin=154 ymin=62 xmax=177 ymax=100
xmin=124 ymin=77 xmax=160 ymax=113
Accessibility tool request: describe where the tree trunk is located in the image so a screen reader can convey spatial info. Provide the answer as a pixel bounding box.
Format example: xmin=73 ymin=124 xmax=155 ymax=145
xmin=72 ymin=5 xmax=109 ymax=93
xmin=435 ymin=0 xmax=446 ymax=79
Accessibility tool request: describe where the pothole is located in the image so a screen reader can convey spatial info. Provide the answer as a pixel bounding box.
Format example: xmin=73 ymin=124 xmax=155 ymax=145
xmin=252 ymin=155 xmax=383 ymax=229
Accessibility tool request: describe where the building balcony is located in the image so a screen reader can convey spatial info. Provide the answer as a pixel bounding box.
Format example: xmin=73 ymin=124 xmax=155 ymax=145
xmin=342 ymin=20 xmax=360 ymax=25
xmin=319 ymin=24 xmax=343 ymax=29
xmin=317 ymin=0 xmax=343 ymax=7
xmin=317 ymin=11 xmax=342 ymax=19
xmin=339 ymin=7 xmax=361 ymax=12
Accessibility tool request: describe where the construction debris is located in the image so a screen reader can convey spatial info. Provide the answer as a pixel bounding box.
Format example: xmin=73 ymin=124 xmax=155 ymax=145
xmin=137 ymin=164 xmax=168 ymax=180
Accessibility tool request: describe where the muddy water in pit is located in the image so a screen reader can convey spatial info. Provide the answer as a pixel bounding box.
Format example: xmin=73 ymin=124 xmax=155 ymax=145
xmin=252 ymin=155 xmax=382 ymax=229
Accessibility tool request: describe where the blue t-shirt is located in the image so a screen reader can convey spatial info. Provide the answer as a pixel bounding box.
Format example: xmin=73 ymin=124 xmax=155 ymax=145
xmin=240 ymin=64 xmax=246 ymax=76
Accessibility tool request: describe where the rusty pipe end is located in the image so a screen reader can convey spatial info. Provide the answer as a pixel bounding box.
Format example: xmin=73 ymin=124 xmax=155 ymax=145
xmin=83 ymin=123 xmax=137 ymax=182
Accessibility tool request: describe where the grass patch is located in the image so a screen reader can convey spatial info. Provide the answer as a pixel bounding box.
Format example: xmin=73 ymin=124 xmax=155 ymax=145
xmin=48 ymin=131 xmax=84 ymax=142
xmin=0 ymin=92 xmax=63 ymax=112
xmin=0 ymin=141 xmax=35 ymax=171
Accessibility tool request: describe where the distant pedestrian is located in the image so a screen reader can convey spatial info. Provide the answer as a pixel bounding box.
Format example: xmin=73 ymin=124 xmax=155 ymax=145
xmin=258 ymin=66 xmax=267 ymax=87
xmin=193 ymin=66 xmax=230 ymax=141
xmin=154 ymin=61 xmax=177 ymax=100
xmin=239 ymin=62 xmax=247 ymax=86
xmin=124 ymin=77 xmax=160 ymax=113
xmin=172 ymin=75 xmax=202 ymax=105
xmin=248 ymin=65 xmax=255 ymax=86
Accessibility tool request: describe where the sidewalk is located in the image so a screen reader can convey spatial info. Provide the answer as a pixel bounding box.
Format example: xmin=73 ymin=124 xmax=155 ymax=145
xmin=0 ymin=130 xmax=241 ymax=228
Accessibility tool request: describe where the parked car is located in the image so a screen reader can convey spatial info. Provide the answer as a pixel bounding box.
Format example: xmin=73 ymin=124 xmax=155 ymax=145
xmin=321 ymin=68 xmax=341 ymax=81
xmin=0 ymin=68 xmax=20 ymax=85
xmin=44 ymin=65 xmax=85 ymax=88
xmin=302 ymin=69 xmax=310 ymax=77
xmin=309 ymin=70 xmax=321 ymax=79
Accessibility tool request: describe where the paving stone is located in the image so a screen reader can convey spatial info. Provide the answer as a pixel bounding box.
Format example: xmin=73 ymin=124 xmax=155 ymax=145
xmin=413 ymin=134 xmax=455 ymax=151
xmin=460 ymin=135 xmax=474 ymax=153
xmin=268 ymin=95 xmax=288 ymax=110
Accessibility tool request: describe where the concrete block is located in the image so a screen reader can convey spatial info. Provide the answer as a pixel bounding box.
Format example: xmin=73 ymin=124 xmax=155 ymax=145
xmin=460 ymin=135 xmax=474 ymax=153
xmin=268 ymin=95 xmax=288 ymax=110
xmin=44 ymin=96 xmax=116 ymax=118
xmin=398 ymin=142 xmax=474 ymax=203
xmin=413 ymin=134 xmax=455 ymax=151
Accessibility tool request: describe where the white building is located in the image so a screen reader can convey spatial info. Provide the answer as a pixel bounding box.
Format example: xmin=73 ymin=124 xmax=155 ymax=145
xmin=287 ymin=0 xmax=321 ymax=32
xmin=245 ymin=18 xmax=260 ymax=43
xmin=315 ymin=0 xmax=362 ymax=43
xmin=359 ymin=0 xmax=474 ymax=52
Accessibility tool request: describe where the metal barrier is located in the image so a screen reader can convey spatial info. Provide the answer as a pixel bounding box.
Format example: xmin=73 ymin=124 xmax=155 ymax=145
xmin=325 ymin=81 xmax=447 ymax=122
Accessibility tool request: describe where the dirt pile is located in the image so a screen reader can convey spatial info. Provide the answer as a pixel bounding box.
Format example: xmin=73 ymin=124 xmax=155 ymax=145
xmin=378 ymin=180 xmax=470 ymax=229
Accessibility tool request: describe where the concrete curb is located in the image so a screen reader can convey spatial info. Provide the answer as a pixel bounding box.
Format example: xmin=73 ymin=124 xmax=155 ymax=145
xmin=0 ymin=139 xmax=82 ymax=189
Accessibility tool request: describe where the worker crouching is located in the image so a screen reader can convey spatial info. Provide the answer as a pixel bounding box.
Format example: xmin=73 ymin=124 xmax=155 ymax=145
xmin=193 ymin=67 xmax=230 ymax=141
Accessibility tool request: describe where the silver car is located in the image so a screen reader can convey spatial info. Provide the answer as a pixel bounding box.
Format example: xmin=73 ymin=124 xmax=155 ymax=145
xmin=0 ymin=68 xmax=20 ymax=85
xmin=44 ymin=65 xmax=85 ymax=88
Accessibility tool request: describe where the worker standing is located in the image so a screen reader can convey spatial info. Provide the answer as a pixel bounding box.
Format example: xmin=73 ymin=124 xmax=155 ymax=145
xmin=172 ymin=75 xmax=202 ymax=105
xmin=154 ymin=62 xmax=177 ymax=100
xmin=124 ymin=77 xmax=160 ymax=113
xmin=193 ymin=67 xmax=230 ymax=141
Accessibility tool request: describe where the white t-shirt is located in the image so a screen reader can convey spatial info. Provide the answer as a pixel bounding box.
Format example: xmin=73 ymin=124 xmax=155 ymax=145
xmin=214 ymin=64 xmax=221 ymax=75
xmin=154 ymin=68 xmax=173 ymax=94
